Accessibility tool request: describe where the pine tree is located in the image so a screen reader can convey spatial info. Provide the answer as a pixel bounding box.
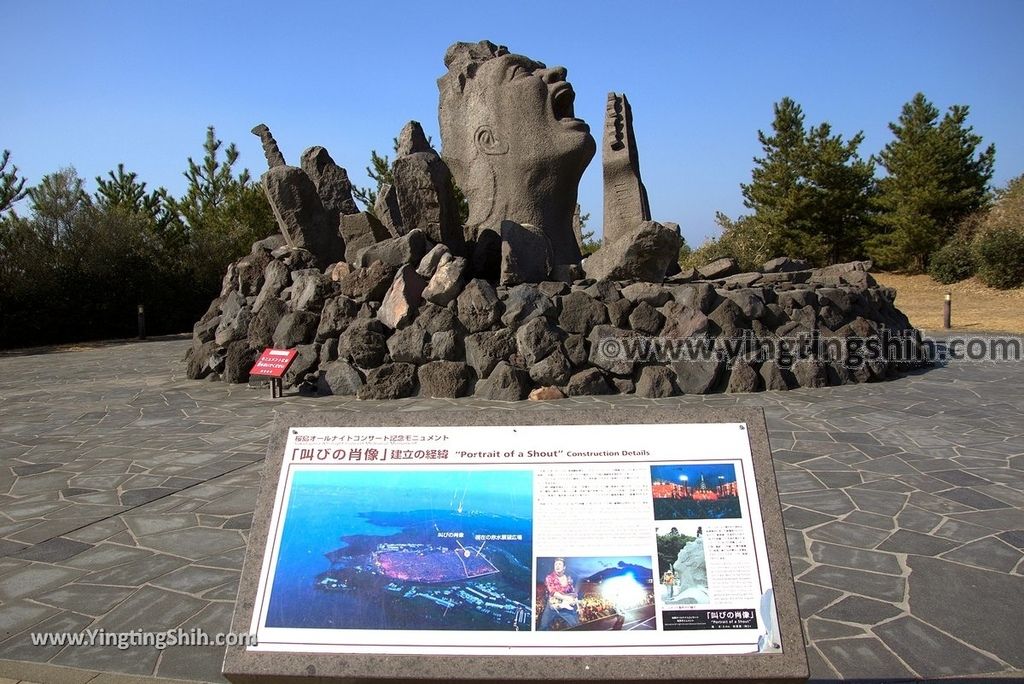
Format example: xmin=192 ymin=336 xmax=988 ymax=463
xmin=803 ymin=124 xmax=877 ymax=264
xmin=740 ymin=98 xmax=876 ymax=265
xmin=0 ymin=150 xmax=28 ymax=216
xmin=741 ymin=97 xmax=812 ymax=259
xmin=26 ymin=167 xmax=90 ymax=246
xmin=94 ymin=163 xmax=177 ymax=239
xmin=870 ymin=93 xmax=995 ymax=271
xmin=163 ymin=126 xmax=275 ymax=296
xmin=164 ymin=126 xmax=251 ymax=232
xmin=352 ymin=149 xmax=392 ymax=210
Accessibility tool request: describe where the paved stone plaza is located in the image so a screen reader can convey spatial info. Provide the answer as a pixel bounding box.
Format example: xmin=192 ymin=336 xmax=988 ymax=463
xmin=0 ymin=335 xmax=1022 ymax=683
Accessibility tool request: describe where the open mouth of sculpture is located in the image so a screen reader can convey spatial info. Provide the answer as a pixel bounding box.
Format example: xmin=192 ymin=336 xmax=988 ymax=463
xmin=551 ymin=84 xmax=581 ymax=123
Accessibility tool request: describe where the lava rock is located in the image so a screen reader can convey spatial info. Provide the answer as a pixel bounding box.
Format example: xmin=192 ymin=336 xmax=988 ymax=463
xmin=563 ymin=334 xmax=588 ymax=367
xmin=427 ymin=330 xmax=460 ymax=361
xmin=339 ymin=261 xmax=398 ymax=303
xmin=315 ymin=295 xmax=360 ymax=342
xmin=416 ymin=244 xmax=450 ymax=278
xmin=317 ymin=361 xmax=364 ymax=396
xmin=587 ymin=325 xmax=638 ymax=376
xmin=417 ymin=361 xmax=471 ymax=398
xmin=359 ymin=228 xmax=429 ymax=269
xmin=629 ymin=301 xmax=665 ymax=335
xmin=422 ymin=254 xmax=467 ymax=307
xmin=223 ymin=341 xmax=257 ymax=384
xmin=635 ymin=366 xmax=678 ymax=398
xmin=558 ymin=291 xmax=607 ymax=335
xmin=762 ymin=256 xmax=810 ymax=273
xmin=248 ymin=299 xmax=288 ymax=349
xmin=340 ymin=212 xmax=392 ymax=265
xmin=358 ymin=363 xmax=417 ymax=400
xmin=515 ymin=316 xmax=566 ymax=366
xmin=456 ymin=279 xmax=503 ymax=333
xmin=378 ymin=265 xmax=427 ymax=330
xmin=670 ymin=282 xmax=718 ymax=314
xmin=500 ymin=220 xmax=552 ymax=285
xmin=565 ymin=368 xmax=613 ymax=396
xmin=621 ymin=282 xmax=672 ymax=307
xmin=606 ymin=298 xmax=633 ymax=328
xmin=337 ymin=319 xmax=388 ymax=368
xmin=584 ymin=279 xmax=622 ymax=302
xmin=386 ymin=324 xmax=429 ymax=364
xmin=759 ymin=360 xmax=792 ymax=391
xmin=583 ymin=221 xmax=681 ymax=282
xmin=474 ymin=362 xmax=531 ymax=401
xmin=415 ymin=302 xmax=461 ymax=335
xmin=283 ymin=344 xmax=319 ymax=387
xmin=791 ymin=359 xmax=829 ymax=388
xmin=671 ymin=359 xmax=724 ymax=394
xmin=272 ymin=311 xmax=319 ymax=348
xmin=501 ymin=285 xmax=555 ymax=329
xmin=697 ymin=257 xmax=739 ymax=279
xmin=253 ymin=260 xmax=290 ymax=313
xmin=290 ymin=271 xmax=335 ymax=313
xmin=528 ymin=350 xmax=572 ymax=386
xmin=659 ymin=302 xmax=710 ymax=339
xmin=465 ymin=329 xmax=516 ymax=379
xmin=726 ymin=359 xmax=762 ymax=393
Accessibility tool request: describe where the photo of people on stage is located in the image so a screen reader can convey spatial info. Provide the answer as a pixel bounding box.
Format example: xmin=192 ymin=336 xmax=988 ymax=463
xmin=650 ymin=463 xmax=741 ymax=520
xmin=534 ymin=556 xmax=656 ymax=631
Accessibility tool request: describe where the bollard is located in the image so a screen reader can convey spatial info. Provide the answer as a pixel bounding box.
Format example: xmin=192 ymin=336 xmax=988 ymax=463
xmin=137 ymin=304 xmax=146 ymax=340
xmin=943 ymin=292 xmax=951 ymax=330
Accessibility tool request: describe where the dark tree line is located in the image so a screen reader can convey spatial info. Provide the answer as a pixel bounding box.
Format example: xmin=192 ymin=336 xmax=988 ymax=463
xmin=0 ymin=128 xmax=276 ymax=348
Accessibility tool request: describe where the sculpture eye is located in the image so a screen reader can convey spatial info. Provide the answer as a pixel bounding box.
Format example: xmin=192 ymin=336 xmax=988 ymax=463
xmin=510 ymin=65 xmax=528 ymax=80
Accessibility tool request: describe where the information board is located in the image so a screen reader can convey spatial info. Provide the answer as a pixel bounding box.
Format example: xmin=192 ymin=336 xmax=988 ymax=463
xmin=225 ymin=408 xmax=807 ymax=683
xmin=249 ymin=348 xmax=298 ymax=378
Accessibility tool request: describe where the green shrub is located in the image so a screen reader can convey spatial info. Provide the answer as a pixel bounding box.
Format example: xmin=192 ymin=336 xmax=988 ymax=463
xmin=973 ymin=224 xmax=1024 ymax=289
xmin=928 ymin=240 xmax=975 ymax=284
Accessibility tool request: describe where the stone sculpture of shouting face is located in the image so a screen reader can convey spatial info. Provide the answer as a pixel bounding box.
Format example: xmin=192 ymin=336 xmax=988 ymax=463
xmin=438 ymin=40 xmax=596 ymax=267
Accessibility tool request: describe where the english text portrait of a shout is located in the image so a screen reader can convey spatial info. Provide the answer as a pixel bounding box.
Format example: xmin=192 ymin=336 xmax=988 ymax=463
xmin=265 ymin=469 xmax=533 ymax=631
xmin=650 ymin=464 xmax=741 ymax=520
xmin=534 ymin=556 xmax=656 ymax=631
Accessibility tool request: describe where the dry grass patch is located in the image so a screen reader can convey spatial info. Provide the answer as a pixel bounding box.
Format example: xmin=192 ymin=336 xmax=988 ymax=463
xmin=874 ymin=273 xmax=1024 ymax=334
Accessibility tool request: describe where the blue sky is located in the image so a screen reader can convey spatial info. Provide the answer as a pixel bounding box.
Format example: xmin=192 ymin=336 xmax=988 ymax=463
xmin=6 ymin=1 xmax=1022 ymax=246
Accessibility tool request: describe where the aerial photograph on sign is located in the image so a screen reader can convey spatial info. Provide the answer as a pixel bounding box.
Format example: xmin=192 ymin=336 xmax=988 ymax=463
xmin=264 ymin=469 xmax=534 ymax=631
xmin=650 ymin=464 xmax=741 ymax=520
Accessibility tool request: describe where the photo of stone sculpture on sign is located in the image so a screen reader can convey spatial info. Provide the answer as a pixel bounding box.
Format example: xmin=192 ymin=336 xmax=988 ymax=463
xmin=184 ymin=39 xmax=925 ymax=401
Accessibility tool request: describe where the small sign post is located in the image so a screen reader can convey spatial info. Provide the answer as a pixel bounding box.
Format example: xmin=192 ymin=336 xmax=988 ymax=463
xmin=249 ymin=348 xmax=298 ymax=398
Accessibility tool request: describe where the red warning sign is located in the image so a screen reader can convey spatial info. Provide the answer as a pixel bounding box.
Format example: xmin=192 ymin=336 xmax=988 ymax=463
xmin=250 ymin=348 xmax=298 ymax=378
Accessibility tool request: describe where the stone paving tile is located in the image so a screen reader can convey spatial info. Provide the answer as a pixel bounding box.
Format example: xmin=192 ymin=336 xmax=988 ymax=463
xmin=941 ymin=537 xmax=1023 ymax=573
xmin=0 ymin=338 xmax=1022 ymax=681
xmin=800 ymin=565 xmax=906 ymax=602
xmin=877 ymin=529 xmax=960 ymax=556
xmin=816 ymin=595 xmax=902 ymax=625
xmin=0 ymin=611 xmax=93 ymax=663
xmin=806 ymin=521 xmax=892 ymax=548
xmin=815 ymin=637 xmax=915 ymax=679
xmin=808 ymin=542 xmax=902 ymax=575
xmin=874 ymin=616 xmax=1005 ymax=677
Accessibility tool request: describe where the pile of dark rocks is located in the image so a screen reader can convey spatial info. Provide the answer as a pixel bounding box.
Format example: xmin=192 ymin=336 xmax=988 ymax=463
xmin=185 ymin=238 xmax=924 ymax=400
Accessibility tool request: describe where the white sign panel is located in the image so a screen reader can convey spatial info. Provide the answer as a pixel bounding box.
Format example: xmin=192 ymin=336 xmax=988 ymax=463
xmin=248 ymin=422 xmax=781 ymax=656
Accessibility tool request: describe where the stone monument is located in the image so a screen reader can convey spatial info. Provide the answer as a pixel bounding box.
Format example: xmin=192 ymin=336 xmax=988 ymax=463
xmin=602 ymin=92 xmax=651 ymax=245
xmin=185 ymin=39 xmax=926 ymax=403
xmin=438 ymin=40 xmax=595 ymax=270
